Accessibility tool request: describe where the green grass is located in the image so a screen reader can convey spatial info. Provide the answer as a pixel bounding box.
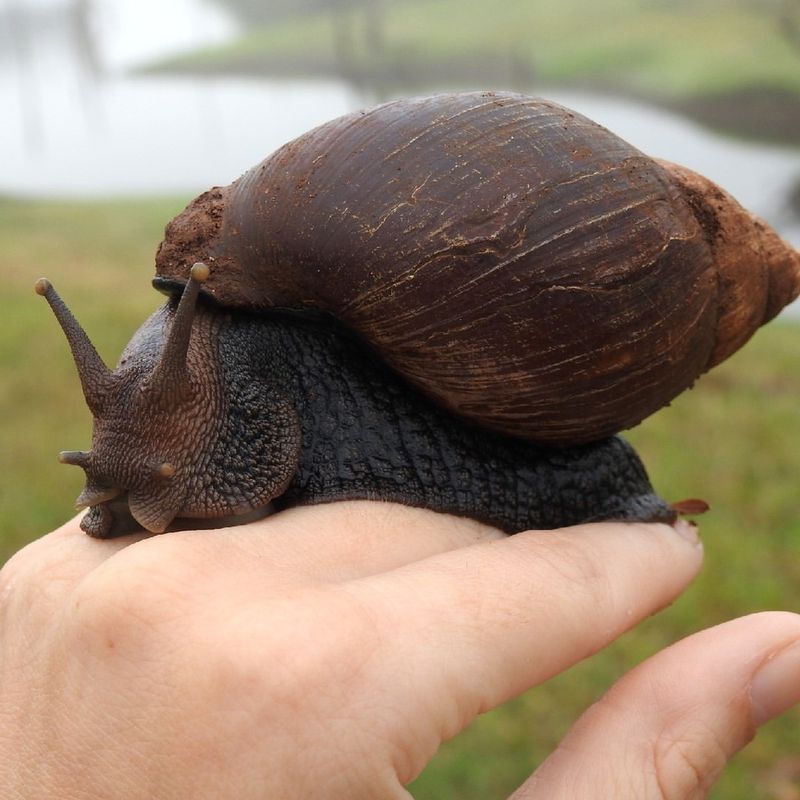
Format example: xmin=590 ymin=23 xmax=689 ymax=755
xmin=2 ymin=198 xmax=800 ymax=798
xmin=159 ymin=0 xmax=800 ymax=100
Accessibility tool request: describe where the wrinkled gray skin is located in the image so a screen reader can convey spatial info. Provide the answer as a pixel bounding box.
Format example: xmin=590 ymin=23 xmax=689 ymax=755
xmin=67 ymin=291 xmax=675 ymax=539
xmin=78 ymin=302 xmax=300 ymax=536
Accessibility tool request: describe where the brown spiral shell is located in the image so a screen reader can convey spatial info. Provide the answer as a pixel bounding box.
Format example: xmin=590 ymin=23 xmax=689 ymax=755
xmin=155 ymin=91 xmax=800 ymax=444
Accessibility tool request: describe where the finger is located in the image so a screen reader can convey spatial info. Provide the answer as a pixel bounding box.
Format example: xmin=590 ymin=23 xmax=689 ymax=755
xmin=345 ymin=520 xmax=703 ymax=752
xmin=3 ymin=501 xmax=500 ymax=614
xmin=187 ymin=501 xmax=505 ymax=580
xmin=48 ymin=502 xmax=504 ymax=622
xmin=511 ymin=611 xmax=800 ymax=799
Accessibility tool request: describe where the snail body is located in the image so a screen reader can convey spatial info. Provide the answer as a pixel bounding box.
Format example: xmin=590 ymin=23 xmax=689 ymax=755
xmin=39 ymin=92 xmax=800 ymax=538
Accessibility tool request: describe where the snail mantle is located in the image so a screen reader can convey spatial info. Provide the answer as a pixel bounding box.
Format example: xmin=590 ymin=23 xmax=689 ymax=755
xmin=38 ymin=92 xmax=800 ymax=538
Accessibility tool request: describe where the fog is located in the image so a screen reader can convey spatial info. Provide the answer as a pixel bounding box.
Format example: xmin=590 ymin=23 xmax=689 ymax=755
xmin=2 ymin=0 xmax=799 ymax=257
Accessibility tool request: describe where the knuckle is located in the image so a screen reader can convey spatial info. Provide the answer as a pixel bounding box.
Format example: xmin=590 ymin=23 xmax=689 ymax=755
xmin=0 ymin=546 xmax=32 ymax=596
xmin=0 ymin=554 xmax=26 ymax=621
xmin=0 ymin=539 xmax=69 ymax=608
xmin=1 ymin=539 xmax=47 ymax=585
xmin=651 ymin=723 xmax=730 ymax=800
xmin=70 ymin=541 xmax=195 ymax=647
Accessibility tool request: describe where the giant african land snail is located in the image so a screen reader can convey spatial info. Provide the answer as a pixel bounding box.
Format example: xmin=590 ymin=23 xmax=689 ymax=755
xmin=37 ymin=92 xmax=800 ymax=538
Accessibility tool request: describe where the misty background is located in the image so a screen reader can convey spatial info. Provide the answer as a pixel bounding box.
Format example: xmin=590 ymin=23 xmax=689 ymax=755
xmin=3 ymin=5 xmax=800 ymax=798
xmin=2 ymin=0 xmax=799 ymax=244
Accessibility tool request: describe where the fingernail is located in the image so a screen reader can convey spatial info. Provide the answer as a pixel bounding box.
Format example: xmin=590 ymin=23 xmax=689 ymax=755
xmin=672 ymin=519 xmax=701 ymax=547
xmin=750 ymin=640 xmax=800 ymax=725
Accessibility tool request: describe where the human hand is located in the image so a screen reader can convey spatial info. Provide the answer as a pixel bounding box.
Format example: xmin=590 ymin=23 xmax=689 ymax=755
xmin=1 ymin=503 xmax=798 ymax=799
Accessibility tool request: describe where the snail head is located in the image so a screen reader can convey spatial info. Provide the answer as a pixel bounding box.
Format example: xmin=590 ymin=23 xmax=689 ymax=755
xmin=37 ymin=263 xmax=228 ymax=537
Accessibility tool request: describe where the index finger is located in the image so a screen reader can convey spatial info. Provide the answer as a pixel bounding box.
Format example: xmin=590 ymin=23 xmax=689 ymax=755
xmin=345 ymin=520 xmax=703 ymax=759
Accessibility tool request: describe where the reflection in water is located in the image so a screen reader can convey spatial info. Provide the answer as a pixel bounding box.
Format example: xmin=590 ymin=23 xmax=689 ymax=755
xmin=0 ymin=0 xmax=238 ymax=153
xmin=2 ymin=0 xmax=103 ymax=154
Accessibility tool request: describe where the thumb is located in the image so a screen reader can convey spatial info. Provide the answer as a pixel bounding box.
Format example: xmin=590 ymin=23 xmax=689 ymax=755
xmin=511 ymin=612 xmax=800 ymax=799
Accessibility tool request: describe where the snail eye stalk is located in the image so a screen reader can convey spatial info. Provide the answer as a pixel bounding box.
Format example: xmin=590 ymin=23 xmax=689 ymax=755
xmin=144 ymin=262 xmax=209 ymax=408
xmin=35 ymin=279 xmax=112 ymax=414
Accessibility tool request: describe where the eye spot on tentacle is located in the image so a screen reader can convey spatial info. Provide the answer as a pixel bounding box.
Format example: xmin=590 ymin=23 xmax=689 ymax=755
xmin=156 ymin=462 xmax=177 ymax=479
xmin=191 ymin=262 xmax=210 ymax=283
xmin=59 ymin=450 xmax=91 ymax=468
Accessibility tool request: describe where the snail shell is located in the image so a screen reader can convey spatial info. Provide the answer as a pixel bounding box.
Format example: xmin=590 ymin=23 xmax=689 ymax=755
xmin=155 ymin=92 xmax=800 ymax=444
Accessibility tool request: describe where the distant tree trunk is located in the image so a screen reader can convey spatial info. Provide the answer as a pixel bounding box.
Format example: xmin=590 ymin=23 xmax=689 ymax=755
xmin=332 ymin=5 xmax=357 ymax=74
xmin=363 ymin=0 xmax=385 ymax=55
xmin=780 ymin=0 xmax=800 ymax=54
xmin=5 ymin=4 xmax=44 ymax=151
xmin=332 ymin=1 xmax=387 ymax=73
xmin=70 ymin=0 xmax=102 ymax=79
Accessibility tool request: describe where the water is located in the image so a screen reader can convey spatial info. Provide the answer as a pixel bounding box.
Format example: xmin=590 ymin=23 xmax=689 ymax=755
xmin=1 ymin=0 xmax=799 ymax=312
xmin=0 ymin=0 xmax=364 ymax=194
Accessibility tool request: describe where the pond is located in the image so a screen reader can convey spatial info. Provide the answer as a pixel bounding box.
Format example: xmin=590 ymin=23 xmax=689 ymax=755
xmin=2 ymin=0 xmax=799 ymax=313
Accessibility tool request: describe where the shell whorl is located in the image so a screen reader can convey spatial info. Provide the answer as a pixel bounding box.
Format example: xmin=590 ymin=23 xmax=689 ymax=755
xmin=657 ymin=159 xmax=800 ymax=368
xmin=155 ymin=92 xmax=800 ymax=444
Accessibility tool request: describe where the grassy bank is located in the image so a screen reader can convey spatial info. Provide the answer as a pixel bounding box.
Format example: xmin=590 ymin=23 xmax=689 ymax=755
xmin=1 ymin=198 xmax=799 ymax=798
xmin=154 ymin=0 xmax=800 ymax=144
